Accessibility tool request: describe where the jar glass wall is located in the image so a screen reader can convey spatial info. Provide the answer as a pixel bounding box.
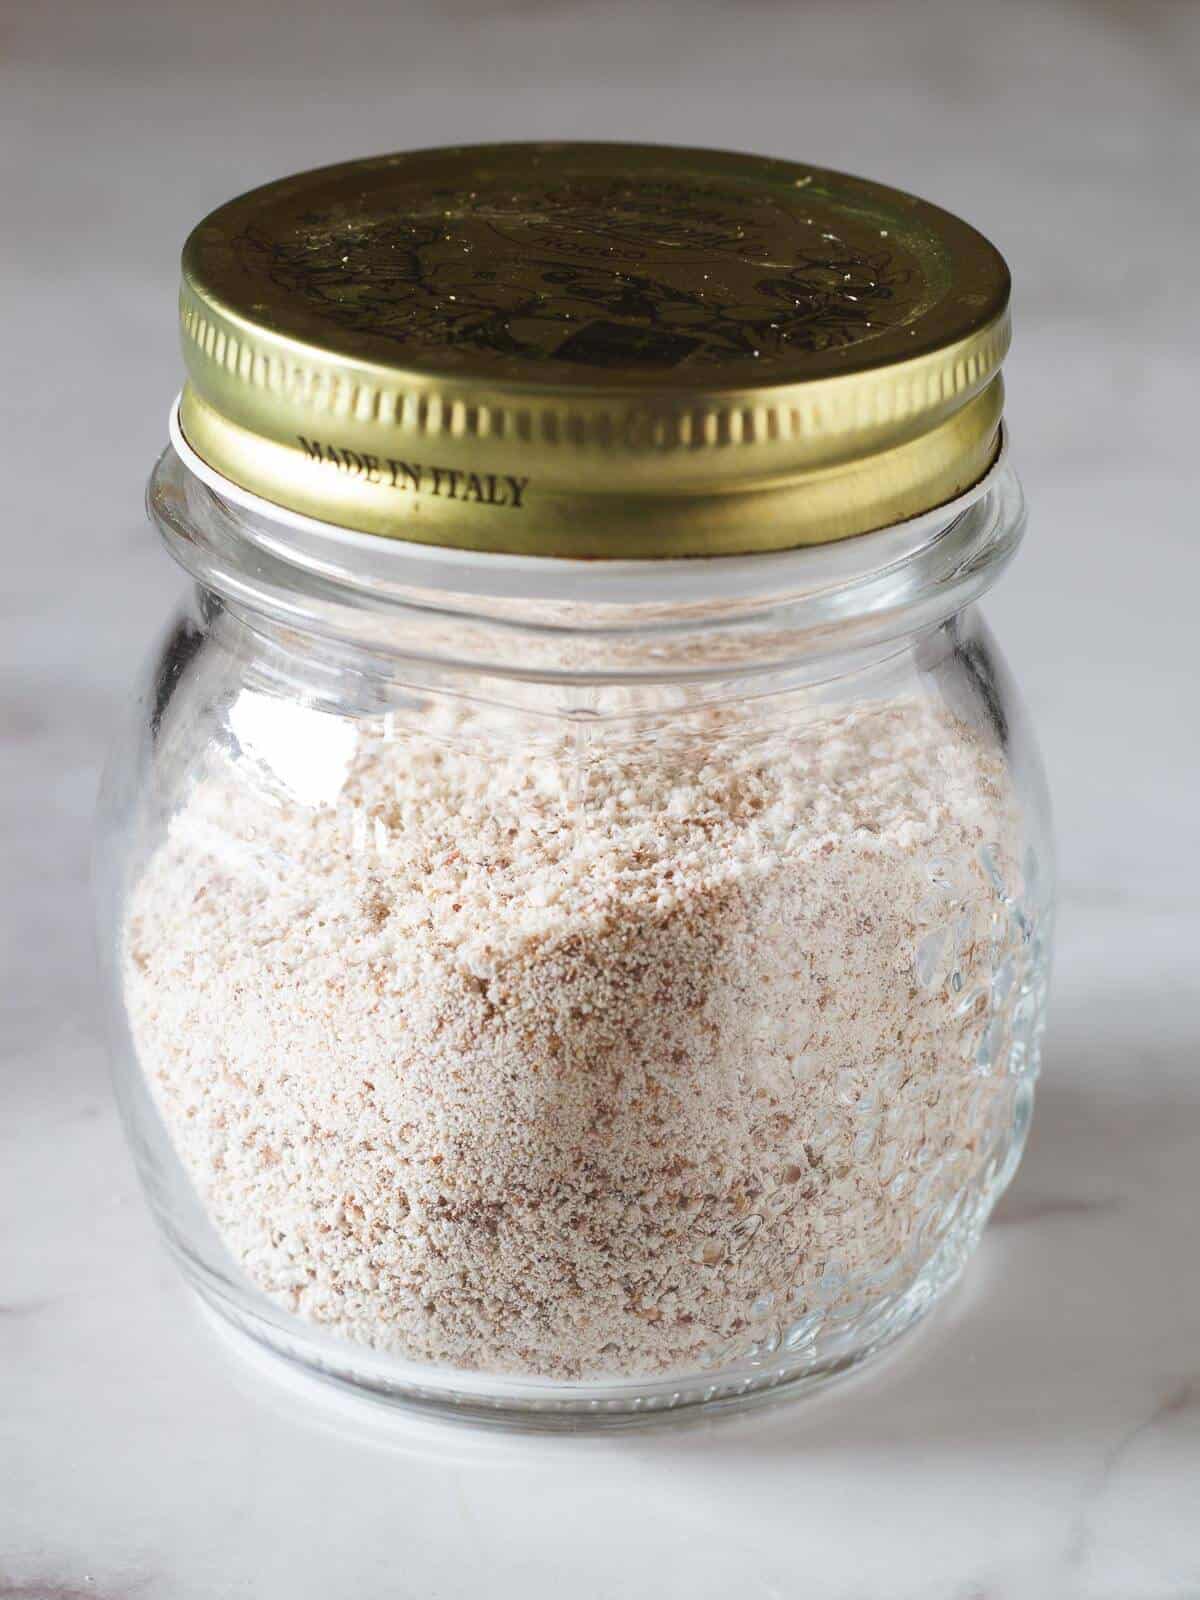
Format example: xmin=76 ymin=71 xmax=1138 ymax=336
xmin=95 ymin=443 xmax=1053 ymax=1428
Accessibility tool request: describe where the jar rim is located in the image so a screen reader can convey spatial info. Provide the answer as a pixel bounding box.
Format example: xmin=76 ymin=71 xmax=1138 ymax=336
xmin=168 ymin=395 xmax=1012 ymax=606
xmin=151 ymin=412 xmax=1025 ymax=680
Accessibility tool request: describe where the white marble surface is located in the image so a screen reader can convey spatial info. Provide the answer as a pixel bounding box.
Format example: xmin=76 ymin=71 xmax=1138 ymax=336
xmin=3 ymin=1 xmax=1199 ymax=1595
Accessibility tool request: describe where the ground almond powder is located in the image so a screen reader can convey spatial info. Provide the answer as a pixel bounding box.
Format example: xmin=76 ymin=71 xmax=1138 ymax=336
xmin=123 ymin=692 xmax=1025 ymax=1379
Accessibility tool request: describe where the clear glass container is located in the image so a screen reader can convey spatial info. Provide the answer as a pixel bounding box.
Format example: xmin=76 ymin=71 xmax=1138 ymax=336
xmin=96 ymin=434 xmax=1053 ymax=1429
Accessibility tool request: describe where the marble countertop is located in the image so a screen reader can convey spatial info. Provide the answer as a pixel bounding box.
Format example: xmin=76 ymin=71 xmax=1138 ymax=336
xmin=4 ymin=1 xmax=1198 ymax=1595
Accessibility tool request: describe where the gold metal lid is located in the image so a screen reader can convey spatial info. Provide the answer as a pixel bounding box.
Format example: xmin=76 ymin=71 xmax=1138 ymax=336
xmin=178 ymin=142 xmax=1010 ymax=557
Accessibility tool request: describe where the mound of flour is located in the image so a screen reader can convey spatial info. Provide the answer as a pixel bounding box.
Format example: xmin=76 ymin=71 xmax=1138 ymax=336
xmin=123 ymin=693 xmax=1023 ymax=1378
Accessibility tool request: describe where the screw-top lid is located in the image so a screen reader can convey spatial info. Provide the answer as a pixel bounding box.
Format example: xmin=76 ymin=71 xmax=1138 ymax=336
xmin=178 ymin=142 xmax=1010 ymax=557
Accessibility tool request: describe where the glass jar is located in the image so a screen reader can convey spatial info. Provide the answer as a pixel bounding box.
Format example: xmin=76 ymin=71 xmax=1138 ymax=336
xmin=96 ymin=144 xmax=1053 ymax=1427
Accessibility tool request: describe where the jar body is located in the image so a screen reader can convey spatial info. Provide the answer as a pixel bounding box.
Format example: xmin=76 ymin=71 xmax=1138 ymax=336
xmin=97 ymin=456 xmax=1053 ymax=1426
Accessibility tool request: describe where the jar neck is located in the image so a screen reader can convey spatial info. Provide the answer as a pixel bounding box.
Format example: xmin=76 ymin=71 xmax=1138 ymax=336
xmin=148 ymin=437 xmax=1025 ymax=688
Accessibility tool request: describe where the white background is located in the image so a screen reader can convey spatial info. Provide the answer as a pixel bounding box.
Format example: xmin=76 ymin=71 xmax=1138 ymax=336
xmin=3 ymin=2 xmax=1198 ymax=1596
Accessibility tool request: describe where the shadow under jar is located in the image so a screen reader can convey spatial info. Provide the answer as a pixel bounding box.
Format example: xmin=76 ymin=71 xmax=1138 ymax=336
xmin=96 ymin=143 xmax=1054 ymax=1428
